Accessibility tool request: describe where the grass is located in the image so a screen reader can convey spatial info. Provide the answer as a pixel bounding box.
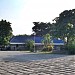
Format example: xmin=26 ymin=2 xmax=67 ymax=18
xmin=18 ymin=50 xmax=53 ymax=54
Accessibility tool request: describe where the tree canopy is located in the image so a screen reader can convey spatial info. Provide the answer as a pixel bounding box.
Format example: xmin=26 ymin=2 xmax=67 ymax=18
xmin=32 ymin=9 xmax=75 ymax=46
xmin=32 ymin=22 xmax=53 ymax=36
xmin=0 ymin=19 xmax=13 ymax=46
xmin=53 ymin=9 xmax=75 ymax=45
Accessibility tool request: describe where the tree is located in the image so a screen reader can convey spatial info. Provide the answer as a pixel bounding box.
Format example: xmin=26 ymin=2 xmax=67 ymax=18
xmin=42 ymin=34 xmax=51 ymax=46
xmin=32 ymin=22 xmax=53 ymax=36
xmin=53 ymin=9 xmax=75 ymax=46
xmin=42 ymin=33 xmax=53 ymax=51
xmin=0 ymin=19 xmax=13 ymax=47
xmin=25 ymin=40 xmax=34 ymax=52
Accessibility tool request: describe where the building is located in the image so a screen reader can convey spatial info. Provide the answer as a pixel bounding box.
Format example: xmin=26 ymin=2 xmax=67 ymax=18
xmin=10 ymin=36 xmax=64 ymax=51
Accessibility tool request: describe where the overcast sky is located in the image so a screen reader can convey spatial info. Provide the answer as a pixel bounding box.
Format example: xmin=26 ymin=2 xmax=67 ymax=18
xmin=0 ymin=0 xmax=75 ymax=35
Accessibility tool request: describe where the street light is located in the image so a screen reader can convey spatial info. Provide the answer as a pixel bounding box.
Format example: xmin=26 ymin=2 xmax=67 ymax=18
xmin=34 ymin=33 xmax=36 ymax=52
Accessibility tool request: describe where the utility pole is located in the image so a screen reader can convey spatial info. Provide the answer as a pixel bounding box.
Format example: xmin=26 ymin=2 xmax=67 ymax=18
xmin=34 ymin=33 xmax=36 ymax=52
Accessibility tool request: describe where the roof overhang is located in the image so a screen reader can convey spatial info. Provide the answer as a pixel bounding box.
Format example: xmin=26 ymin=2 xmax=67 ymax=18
xmin=10 ymin=42 xmax=64 ymax=45
xmin=10 ymin=43 xmax=25 ymax=44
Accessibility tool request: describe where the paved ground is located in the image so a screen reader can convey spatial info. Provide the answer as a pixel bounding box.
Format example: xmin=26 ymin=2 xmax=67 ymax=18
xmin=0 ymin=51 xmax=67 ymax=62
xmin=0 ymin=51 xmax=75 ymax=75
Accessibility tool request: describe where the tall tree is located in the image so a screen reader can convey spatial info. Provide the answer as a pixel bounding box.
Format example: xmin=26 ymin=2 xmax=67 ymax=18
xmin=53 ymin=9 xmax=75 ymax=45
xmin=32 ymin=22 xmax=53 ymax=36
xmin=0 ymin=19 xmax=13 ymax=46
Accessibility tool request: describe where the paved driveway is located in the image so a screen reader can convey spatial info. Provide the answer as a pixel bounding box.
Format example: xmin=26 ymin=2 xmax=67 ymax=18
xmin=0 ymin=51 xmax=75 ymax=75
xmin=0 ymin=51 xmax=67 ymax=62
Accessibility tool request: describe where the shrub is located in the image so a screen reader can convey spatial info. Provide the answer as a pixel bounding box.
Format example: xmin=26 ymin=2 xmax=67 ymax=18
xmin=66 ymin=45 xmax=75 ymax=55
xmin=25 ymin=40 xmax=34 ymax=52
xmin=47 ymin=45 xmax=53 ymax=51
xmin=42 ymin=45 xmax=53 ymax=52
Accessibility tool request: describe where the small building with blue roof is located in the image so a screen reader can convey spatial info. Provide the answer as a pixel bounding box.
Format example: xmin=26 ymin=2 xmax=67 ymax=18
xmin=10 ymin=36 xmax=64 ymax=50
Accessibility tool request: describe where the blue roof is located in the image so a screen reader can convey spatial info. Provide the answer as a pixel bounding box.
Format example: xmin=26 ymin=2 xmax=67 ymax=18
xmin=10 ymin=36 xmax=64 ymax=44
xmin=53 ymin=38 xmax=64 ymax=43
xmin=10 ymin=36 xmax=44 ymax=43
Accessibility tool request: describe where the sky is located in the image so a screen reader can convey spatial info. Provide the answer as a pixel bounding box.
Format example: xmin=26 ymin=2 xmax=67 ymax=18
xmin=0 ymin=0 xmax=75 ymax=35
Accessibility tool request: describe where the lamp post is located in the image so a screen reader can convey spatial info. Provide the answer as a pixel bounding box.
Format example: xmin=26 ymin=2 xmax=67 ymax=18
xmin=34 ymin=33 xmax=36 ymax=52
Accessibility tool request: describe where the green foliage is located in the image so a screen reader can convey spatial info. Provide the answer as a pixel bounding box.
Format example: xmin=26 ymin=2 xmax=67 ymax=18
xmin=52 ymin=9 xmax=75 ymax=54
xmin=65 ymin=38 xmax=75 ymax=54
xmin=25 ymin=40 xmax=34 ymax=52
xmin=0 ymin=19 xmax=13 ymax=46
xmin=42 ymin=45 xmax=53 ymax=52
xmin=32 ymin=22 xmax=53 ymax=36
xmin=31 ymin=9 xmax=75 ymax=53
xmin=42 ymin=34 xmax=51 ymax=46
xmin=42 ymin=34 xmax=53 ymax=51
xmin=66 ymin=45 xmax=75 ymax=55
xmin=53 ymin=9 xmax=75 ymax=46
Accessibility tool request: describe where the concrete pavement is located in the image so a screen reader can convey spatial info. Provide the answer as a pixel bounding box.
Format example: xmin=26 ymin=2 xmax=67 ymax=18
xmin=0 ymin=51 xmax=74 ymax=75
xmin=0 ymin=51 xmax=67 ymax=62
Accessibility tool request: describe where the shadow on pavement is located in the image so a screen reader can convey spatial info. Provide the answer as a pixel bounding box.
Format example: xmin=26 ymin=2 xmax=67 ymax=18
xmin=2 ymin=53 xmax=68 ymax=62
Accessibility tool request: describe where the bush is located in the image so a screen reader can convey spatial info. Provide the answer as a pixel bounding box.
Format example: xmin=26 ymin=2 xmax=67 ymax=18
xmin=25 ymin=40 xmax=34 ymax=52
xmin=42 ymin=45 xmax=53 ymax=52
xmin=47 ymin=45 xmax=53 ymax=51
xmin=66 ymin=45 xmax=75 ymax=55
